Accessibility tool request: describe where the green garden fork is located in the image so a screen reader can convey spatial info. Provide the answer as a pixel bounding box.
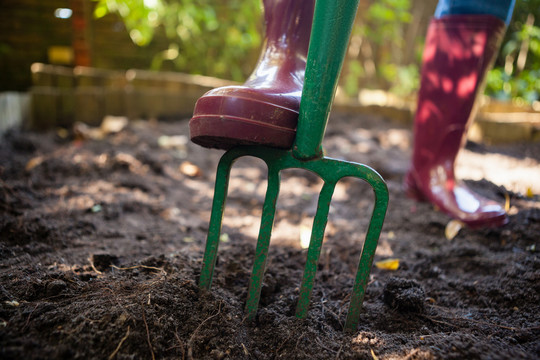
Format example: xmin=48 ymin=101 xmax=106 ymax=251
xmin=198 ymin=0 xmax=389 ymax=331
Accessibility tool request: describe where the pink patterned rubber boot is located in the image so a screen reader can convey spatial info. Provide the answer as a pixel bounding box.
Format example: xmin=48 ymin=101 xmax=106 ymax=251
xmin=190 ymin=0 xmax=315 ymax=150
xmin=404 ymin=15 xmax=508 ymax=228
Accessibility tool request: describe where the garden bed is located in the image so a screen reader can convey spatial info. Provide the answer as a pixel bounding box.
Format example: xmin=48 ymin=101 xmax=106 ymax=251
xmin=1 ymin=112 xmax=539 ymax=359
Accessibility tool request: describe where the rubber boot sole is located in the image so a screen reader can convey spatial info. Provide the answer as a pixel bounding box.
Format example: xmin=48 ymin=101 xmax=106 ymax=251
xmin=190 ymin=95 xmax=298 ymax=150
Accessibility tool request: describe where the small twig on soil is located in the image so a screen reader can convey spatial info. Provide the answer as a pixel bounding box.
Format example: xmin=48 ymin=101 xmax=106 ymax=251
xmin=338 ymin=293 xmax=351 ymax=319
xmin=23 ymin=303 xmax=40 ymax=331
xmin=419 ymin=332 xmax=453 ymax=339
xmin=421 ymin=315 xmax=459 ymax=329
xmin=82 ymin=316 xmax=103 ymax=324
xmin=241 ymin=343 xmax=249 ymax=356
xmin=459 ymin=317 xmax=522 ymax=331
xmin=335 ymin=345 xmax=343 ymax=360
xmin=403 ymin=348 xmax=421 ymax=360
xmin=89 ymin=258 xmax=103 ymax=275
xmin=424 ymin=310 xmax=528 ymax=332
xmin=294 ymin=332 xmax=306 ymax=352
xmin=321 ymin=301 xmax=344 ymax=330
xmin=108 ymin=325 xmax=130 ymax=360
xmin=103 ymin=288 xmax=136 ymax=320
xmin=141 ymin=303 xmax=155 ymax=360
xmin=324 ymin=248 xmax=332 ymax=271
xmin=314 ymin=337 xmax=338 ymax=356
xmin=111 ymin=264 xmax=167 ymax=275
xmin=175 ymin=329 xmax=186 ymax=360
xmin=339 ymin=293 xmax=351 ymax=306
xmin=274 ymin=330 xmax=293 ymax=359
xmin=0 ymin=285 xmax=14 ymax=301
xmin=180 ymin=280 xmax=194 ymax=287
xmin=187 ymin=301 xmax=222 ymax=360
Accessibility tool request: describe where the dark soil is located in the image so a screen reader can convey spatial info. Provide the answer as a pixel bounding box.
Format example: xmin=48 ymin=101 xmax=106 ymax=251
xmin=1 ymin=113 xmax=539 ymax=359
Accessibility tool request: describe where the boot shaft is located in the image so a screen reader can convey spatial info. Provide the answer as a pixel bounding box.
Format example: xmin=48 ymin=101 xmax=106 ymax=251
xmin=412 ymin=15 xmax=506 ymax=170
xmin=246 ymin=0 xmax=315 ymax=91
xmin=263 ymin=0 xmax=315 ymax=56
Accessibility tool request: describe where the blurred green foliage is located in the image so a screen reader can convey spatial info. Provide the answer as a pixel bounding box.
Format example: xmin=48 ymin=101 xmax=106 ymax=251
xmin=344 ymin=0 xmax=420 ymax=97
xmin=94 ymin=0 xmax=262 ymax=81
xmin=486 ymin=0 xmax=540 ymax=105
xmin=95 ymin=0 xmax=539 ymax=105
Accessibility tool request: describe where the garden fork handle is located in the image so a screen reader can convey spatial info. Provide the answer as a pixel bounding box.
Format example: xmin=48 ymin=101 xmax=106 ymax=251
xmin=293 ymin=0 xmax=360 ymax=160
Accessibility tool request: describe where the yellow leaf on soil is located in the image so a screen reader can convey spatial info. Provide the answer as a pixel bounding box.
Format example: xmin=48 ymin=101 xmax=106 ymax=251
xmin=375 ymin=258 xmax=400 ymax=270
xmin=25 ymin=156 xmax=43 ymax=171
xmin=504 ymin=192 xmax=511 ymax=212
xmin=445 ymin=220 xmax=464 ymax=240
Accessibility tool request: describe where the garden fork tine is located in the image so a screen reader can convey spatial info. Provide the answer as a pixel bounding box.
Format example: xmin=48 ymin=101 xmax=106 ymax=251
xmin=198 ymin=0 xmax=389 ymax=332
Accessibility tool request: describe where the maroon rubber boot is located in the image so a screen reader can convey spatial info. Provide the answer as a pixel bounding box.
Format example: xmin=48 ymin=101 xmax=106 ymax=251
xmin=189 ymin=0 xmax=315 ymax=149
xmin=404 ymin=15 xmax=508 ymax=228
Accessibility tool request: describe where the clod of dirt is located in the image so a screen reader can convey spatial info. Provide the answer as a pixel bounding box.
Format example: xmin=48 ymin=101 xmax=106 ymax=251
xmin=0 ymin=217 xmax=60 ymax=246
xmin=383 ymin=277 xmax=426 ymax=313
xmin=10 ymin=133 xmax=37 ymax=153
xmin=90 ymin=253 xmax=119 ymax=272
xmin=46 ymin=279 xmax=67 ymax=297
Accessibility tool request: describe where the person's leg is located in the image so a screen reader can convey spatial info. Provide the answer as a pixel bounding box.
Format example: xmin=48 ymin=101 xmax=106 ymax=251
xmin=189 ymin=0 xmax=315 ymax=150
xmin=434 ymin=0 xmax=515 ymax=25
xmin=404 ymin=0 xmax=515 ymax=228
